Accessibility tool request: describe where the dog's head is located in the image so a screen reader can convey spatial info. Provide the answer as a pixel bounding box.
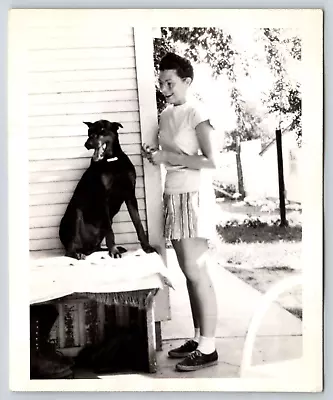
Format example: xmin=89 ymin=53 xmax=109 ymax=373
xmin=83 ymin=120 xmax=123 ymax=162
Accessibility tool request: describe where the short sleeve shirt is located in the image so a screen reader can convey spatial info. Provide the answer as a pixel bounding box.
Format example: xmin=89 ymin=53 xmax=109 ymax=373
xmin=158 ymin=99 xmax=213 ymax=194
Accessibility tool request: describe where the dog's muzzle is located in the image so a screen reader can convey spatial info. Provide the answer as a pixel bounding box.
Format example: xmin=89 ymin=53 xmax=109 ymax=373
xmin=85 ymin=141 xmax=93 ymax=150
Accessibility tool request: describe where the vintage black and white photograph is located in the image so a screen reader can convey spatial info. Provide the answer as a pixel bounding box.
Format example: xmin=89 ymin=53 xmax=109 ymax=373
xmin=8 ymin=9 xmax=323 ymax=392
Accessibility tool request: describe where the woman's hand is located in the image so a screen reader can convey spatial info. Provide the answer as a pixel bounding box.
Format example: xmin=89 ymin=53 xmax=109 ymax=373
xmin=141 ymin=144 xmax=157 ymax=163
xmin=142 ymin=144 xmax=170 ymax=165
xmin=150 ymin=150 xmax=170 ymax=165
xmin=141 ymin=144 xmax=157 ymax=156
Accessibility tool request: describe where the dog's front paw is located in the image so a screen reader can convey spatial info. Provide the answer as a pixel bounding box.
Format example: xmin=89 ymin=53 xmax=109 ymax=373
xmin=141 ymin=244 xmax=157 ymax=254
xmin=108 ymin=246 xmax=123 ymax=259
xmin=66 ymin=251 xmax=86 ymax=260
xmin=77 ymin=253 xmax=87 ymax=260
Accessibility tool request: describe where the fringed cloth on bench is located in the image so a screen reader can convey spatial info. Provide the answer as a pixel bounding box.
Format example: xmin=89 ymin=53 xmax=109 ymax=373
xmin=30 ymin=250 xmax=173 ymax=306
xmin=82 ymin=289 xmax=159 ymax=310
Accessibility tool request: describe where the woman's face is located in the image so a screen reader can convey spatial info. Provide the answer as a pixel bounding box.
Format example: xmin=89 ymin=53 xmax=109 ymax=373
xmin=158 ymin=69 xmax=191 ymax=106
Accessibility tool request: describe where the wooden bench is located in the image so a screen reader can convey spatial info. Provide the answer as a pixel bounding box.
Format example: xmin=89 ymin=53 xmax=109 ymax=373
xmin=30 ymin=249 xmax=172 ymax=374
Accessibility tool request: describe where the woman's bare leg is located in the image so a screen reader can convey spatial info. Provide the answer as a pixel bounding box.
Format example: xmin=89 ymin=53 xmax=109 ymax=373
xmin=172 ymin=238 xmax=217 ymax=347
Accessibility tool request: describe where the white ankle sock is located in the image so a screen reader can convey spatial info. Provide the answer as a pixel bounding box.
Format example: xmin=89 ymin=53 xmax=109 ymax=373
xmin=193 ymin=328 xmax=200 ymax=343
xmin=197 ymin=336 xmax=215 ymax=355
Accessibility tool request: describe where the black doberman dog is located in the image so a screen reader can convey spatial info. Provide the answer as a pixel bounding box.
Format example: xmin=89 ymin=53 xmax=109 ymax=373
xmin=59 ymin=120 xmax=156 ymax=259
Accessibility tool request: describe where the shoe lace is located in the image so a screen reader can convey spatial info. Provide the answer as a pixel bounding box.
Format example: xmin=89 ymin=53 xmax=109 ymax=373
xmin=180 ymin=340 xmax=195 ymax=350
xmin=188 ymin=350 xmax=202 ymax=360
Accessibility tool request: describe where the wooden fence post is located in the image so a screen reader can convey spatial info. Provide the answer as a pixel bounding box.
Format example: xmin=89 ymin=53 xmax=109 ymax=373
xmin=276 ymin=129 xmax=288 ymax=227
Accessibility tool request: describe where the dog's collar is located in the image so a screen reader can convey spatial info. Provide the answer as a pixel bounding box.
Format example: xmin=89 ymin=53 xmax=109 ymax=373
xmin=106 ymin=157 xmax=118 ymax=162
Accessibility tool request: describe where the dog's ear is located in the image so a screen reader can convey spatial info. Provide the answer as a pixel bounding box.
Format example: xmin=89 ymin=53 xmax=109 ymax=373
xmin=83 ymin=121 xmax=93 ymax=128
xmin=111 ymin=122 xmax=123 ymax=132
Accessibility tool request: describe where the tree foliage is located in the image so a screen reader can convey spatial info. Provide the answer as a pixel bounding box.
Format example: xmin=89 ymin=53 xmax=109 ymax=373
xmin=159 ymin=27 xmax=248 ymax=81
xmin=153 ymin=34 xmax=176 ymax=115
xmin=224 ymin=102 xmax=267 ymax=152
xmin=259 ymin=28 xmax=302 ymax=144
xmin=154 ymin=28 xmax=250 ymax=130
xmin=153 ymin=27 xmax=302 ymax=145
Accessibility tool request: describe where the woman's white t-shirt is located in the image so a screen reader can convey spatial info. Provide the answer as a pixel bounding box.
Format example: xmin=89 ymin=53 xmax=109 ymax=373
xmin=158 ymin=99 xmax=214 ymax=195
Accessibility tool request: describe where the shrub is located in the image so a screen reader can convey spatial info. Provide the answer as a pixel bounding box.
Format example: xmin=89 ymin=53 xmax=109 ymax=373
xmin=214 ymin=181 xmax=237 ymax=199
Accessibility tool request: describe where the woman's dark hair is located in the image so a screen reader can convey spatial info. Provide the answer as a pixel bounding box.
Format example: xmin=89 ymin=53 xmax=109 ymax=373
xmin=159 ymin=52 xmax=194 ymax=80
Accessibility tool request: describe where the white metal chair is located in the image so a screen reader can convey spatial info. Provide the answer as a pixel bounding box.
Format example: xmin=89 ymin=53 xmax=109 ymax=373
xmin=240 ymin=274 xmax=303 ymax=378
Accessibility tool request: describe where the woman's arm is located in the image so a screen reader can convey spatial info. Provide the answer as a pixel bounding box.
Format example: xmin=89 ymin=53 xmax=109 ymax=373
xmin=150 ymin=120 xmax=218 ymax=170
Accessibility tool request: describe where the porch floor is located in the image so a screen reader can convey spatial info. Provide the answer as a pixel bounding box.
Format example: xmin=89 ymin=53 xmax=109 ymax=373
xmin=73 ymin=248 xmax=302 ymax=379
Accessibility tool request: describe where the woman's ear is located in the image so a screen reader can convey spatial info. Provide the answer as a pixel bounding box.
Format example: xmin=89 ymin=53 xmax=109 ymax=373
xmin=184 ymin=77 xmax=192 ymax=86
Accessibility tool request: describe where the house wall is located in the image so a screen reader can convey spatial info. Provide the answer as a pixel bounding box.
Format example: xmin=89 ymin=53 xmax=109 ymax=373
xmin=259 ymin=133 xmax=301 ymax=202
xmin=26 ymin=17 xmax=146 ymax=252
xmin=213 ymin=151 xmax=238 ymax=187
xmin=9 ymin=11 xmax=169 ymax=333
xmin=216 ymin=134 xmax=301 ymax=203
xmin=240 ymin=139 xmax=266 ymax=198
xmin=286 ymin=146 xmax=301 ymax=203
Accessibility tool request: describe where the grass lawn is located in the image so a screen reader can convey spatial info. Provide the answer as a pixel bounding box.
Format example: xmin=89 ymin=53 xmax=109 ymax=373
xmin=212 ymin=203 xmax=302 ymax=320
xmin=215 ymin=241 xmax=301 ymax=269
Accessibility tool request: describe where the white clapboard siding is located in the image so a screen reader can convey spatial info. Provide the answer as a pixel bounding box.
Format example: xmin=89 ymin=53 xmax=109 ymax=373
xmin=30 ymin=221 xmax=147 ymax=240
xmin=30 ymin=210 xmax=147 ymax=229
xmin=29 ymin=178 xmax=144 ymax=195
xmin=29 ymin=134 xmax=142 ymax=150
xmin=29 ymin=57 xmax=137 ymax=73
xmin=29 ymin=187 xmax=145 ymax=206
xmin=28 ymin=79 xmax=138 ymax=95
xmin=28 ymin=111 xmax=139 ymax=127
xmin=27 ymin=36 xmax=135 ymax=50
xmin=29 ymin=200 xmax=146 ymax=218
xmin=28 ymin=52 xmax=137 ymax=78
xmin=22 ymin=11 xmax=134 ymax=27
xmin=29 ymin=101 xmax=139 ymax=117
xmin=25 ymin=22 xmax=133 ymax=32
xmin=27 ymin=23 xmax=148 ymax=251
xmin=29 ymin=143 xmax=142 ymax=161
xmin=29 ymin=177 xmax=143 ymax=195
xmin=29 ymin=72 xmax=138 ymax=95
xmin=26 ymin=32 xmax=134 ymax=49
xmin=29 ymin=102 xmax=140 ymax=118
xmin=29 ymin=46 xmax=135 ymax=62
xmin=29 ymin=166 xmax=144 ymax=183
xmin=29 ymin=90 xmax=138 ymax=106
xmin=30 ymin=233 xmax=141 ymax=252
xmin=29 ymin=123 xmax=141 ymax=138
xmin=29 ymin=156 xmax=142 ymax=172
xmin=29 ymin=69 xmax=137 ymax=84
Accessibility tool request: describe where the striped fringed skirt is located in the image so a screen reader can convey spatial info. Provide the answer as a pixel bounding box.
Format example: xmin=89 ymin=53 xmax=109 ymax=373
xmin=163 ymin=191 xmax=217 ymax=241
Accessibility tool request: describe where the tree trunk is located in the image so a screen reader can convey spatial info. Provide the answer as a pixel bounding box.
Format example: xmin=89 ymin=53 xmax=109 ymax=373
xmin=235 ymin=135 xmax=246 ymax=199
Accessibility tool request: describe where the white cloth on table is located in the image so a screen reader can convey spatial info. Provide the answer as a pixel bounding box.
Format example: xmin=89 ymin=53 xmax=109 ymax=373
xmin=30 ymin=249 xmax=174 ymax=305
